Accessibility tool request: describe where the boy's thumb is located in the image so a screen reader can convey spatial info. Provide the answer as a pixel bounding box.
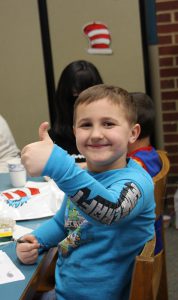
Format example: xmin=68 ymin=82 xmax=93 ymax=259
xmin=39 ymin=122 xmax=50 ymax=141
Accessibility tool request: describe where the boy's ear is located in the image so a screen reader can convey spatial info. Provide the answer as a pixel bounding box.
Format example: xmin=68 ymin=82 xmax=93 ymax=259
xmin=129 ymin=123 xmax=141 ymax=144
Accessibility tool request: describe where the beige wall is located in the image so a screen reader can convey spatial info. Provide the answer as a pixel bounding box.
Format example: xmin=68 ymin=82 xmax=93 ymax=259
xmin=47 ymin=0 xmax=145 ymax=92
xmin=0 ymin=0 xmax=49 ymax=149
xmin=0 ymin=0 xmax=145 ymax=150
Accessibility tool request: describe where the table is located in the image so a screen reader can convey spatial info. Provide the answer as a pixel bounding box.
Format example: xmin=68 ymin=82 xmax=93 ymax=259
xmin=0 ymin=173 xmax=54 ymax=300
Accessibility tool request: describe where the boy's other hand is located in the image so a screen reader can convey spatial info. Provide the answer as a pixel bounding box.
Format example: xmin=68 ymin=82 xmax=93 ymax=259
xmin=21 ymin=122 xmax=54 ymax=177
xmin=16 ymin=234 xmax=40 ymax=265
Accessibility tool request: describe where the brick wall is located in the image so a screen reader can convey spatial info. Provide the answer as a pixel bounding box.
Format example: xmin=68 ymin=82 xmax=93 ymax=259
xmin=156 ymin=0 xmax=178 ymax=212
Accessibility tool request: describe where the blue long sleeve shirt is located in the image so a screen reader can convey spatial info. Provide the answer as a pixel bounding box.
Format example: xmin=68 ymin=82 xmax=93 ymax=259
xmin=34 ymin=145 xmax=155 ymax=300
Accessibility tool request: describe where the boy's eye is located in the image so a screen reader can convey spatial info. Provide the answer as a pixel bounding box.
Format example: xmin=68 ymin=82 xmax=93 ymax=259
xmin=103 ymin=122 xmax=115 ymax=128
xmin=79 ymin=122 xmax=91 ymax=128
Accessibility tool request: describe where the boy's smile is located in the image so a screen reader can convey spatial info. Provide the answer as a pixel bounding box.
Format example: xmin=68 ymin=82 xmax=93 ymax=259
xmin=74 ymin=98 xmax=139 ymax=172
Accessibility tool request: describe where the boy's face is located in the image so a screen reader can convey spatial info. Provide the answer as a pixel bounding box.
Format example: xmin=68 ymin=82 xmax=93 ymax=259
xmin=74 ymin=97 xmax=139 ymax=172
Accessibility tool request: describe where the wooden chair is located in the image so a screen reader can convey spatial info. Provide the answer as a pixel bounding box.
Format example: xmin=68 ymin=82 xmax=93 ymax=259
xmin=129 ymin=150 xmax=170 ymax=300
xmin=153 ymin=150 xmax=170 ymax=300
xmin=32 ymin=247 xmax=58 ymax=299
xmin=129 ymin=236 xmax=164 ymax=300
xmin=154 ymin=150 xmax=170 ymax=218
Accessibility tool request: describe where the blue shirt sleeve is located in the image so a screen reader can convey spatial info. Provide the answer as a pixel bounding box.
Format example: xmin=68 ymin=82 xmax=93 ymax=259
xmin=41 ymin=145 xmax=153 ymax=225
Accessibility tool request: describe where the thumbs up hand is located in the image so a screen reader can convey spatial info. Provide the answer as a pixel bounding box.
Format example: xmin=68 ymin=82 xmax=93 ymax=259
xmin=38 ymin=121 xmax=51 ymax=142
xmin=21 ymin=122 xmax=54 ymax=177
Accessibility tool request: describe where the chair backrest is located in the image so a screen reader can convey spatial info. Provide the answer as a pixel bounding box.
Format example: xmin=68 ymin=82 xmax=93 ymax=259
xmin=129 ymin=236 xmax=164 ymax=300
xmin=153 ymin=150 xmax=170 ymax=218
xmin=153 ymin=150 xmax=170 ymax=300
xmin=129 ymin=150 xmax=170 ymax=300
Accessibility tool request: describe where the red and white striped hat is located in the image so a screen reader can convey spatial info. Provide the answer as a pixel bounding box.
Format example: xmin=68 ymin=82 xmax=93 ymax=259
xmin=83 ymin=21 xmax=112 ymax=54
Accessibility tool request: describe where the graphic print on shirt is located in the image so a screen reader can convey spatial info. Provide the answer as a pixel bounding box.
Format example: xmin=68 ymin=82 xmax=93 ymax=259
xmin=59 ymin=200 xmax=91 ymax=257
xmin=59 ymin=181 xmax=141 ymax=256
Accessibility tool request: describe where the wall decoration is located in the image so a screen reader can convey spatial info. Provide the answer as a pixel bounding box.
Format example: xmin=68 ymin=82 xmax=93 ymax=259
xmin=83 ymin=21 xmax=112 ymax=54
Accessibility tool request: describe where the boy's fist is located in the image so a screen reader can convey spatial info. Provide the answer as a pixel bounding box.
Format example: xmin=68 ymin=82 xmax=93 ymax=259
xmin=21 ymin=122 xmax=54 ymax=177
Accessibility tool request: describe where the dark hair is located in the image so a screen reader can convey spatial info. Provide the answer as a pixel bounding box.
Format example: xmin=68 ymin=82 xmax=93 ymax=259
xmin=130 ymin=92 xmax=155 ymax=139
xmin=53 ymin=60 xmax=103 ymax=140
xmin=74 ymin=84 xmax=137 ymax=125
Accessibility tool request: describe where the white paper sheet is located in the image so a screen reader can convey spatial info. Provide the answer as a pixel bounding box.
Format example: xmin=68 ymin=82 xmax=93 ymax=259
xmin=0 ymin=250 xmax=25 ymax=284
xmin=13 ymin=224 xmax=33 ymax=240
xmin=0 ymin=179 xmax=64 ymax=220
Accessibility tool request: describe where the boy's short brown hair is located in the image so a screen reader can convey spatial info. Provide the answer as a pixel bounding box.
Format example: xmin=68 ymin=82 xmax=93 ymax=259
xmin=73 ymin=84 xmax=137 ymax=125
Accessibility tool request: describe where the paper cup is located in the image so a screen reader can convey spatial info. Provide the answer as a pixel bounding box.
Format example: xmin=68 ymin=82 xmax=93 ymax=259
xmin=7 ymin=158 xmax=27 ymax=188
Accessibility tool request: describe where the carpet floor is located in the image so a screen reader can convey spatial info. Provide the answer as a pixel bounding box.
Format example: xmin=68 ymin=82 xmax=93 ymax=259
xmin=165 ymin=226 xmax=178 ymax=300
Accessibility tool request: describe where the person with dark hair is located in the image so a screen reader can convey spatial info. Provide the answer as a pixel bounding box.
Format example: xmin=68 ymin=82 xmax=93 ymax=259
xmin=49 ymin=60 xmax=103 ymax=163
xmin=127 ymin=92 xmax=161 ymax=177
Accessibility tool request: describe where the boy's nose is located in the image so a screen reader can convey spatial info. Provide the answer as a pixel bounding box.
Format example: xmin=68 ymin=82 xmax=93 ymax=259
xmin=90 ymin=126 xmax=103 ymax=139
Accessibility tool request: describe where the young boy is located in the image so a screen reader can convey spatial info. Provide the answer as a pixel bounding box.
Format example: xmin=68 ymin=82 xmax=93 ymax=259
xmin=17 ymin=85 xmax=155 ymax=300
xmin=127 ymin=92 xmax=162 ymax=177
